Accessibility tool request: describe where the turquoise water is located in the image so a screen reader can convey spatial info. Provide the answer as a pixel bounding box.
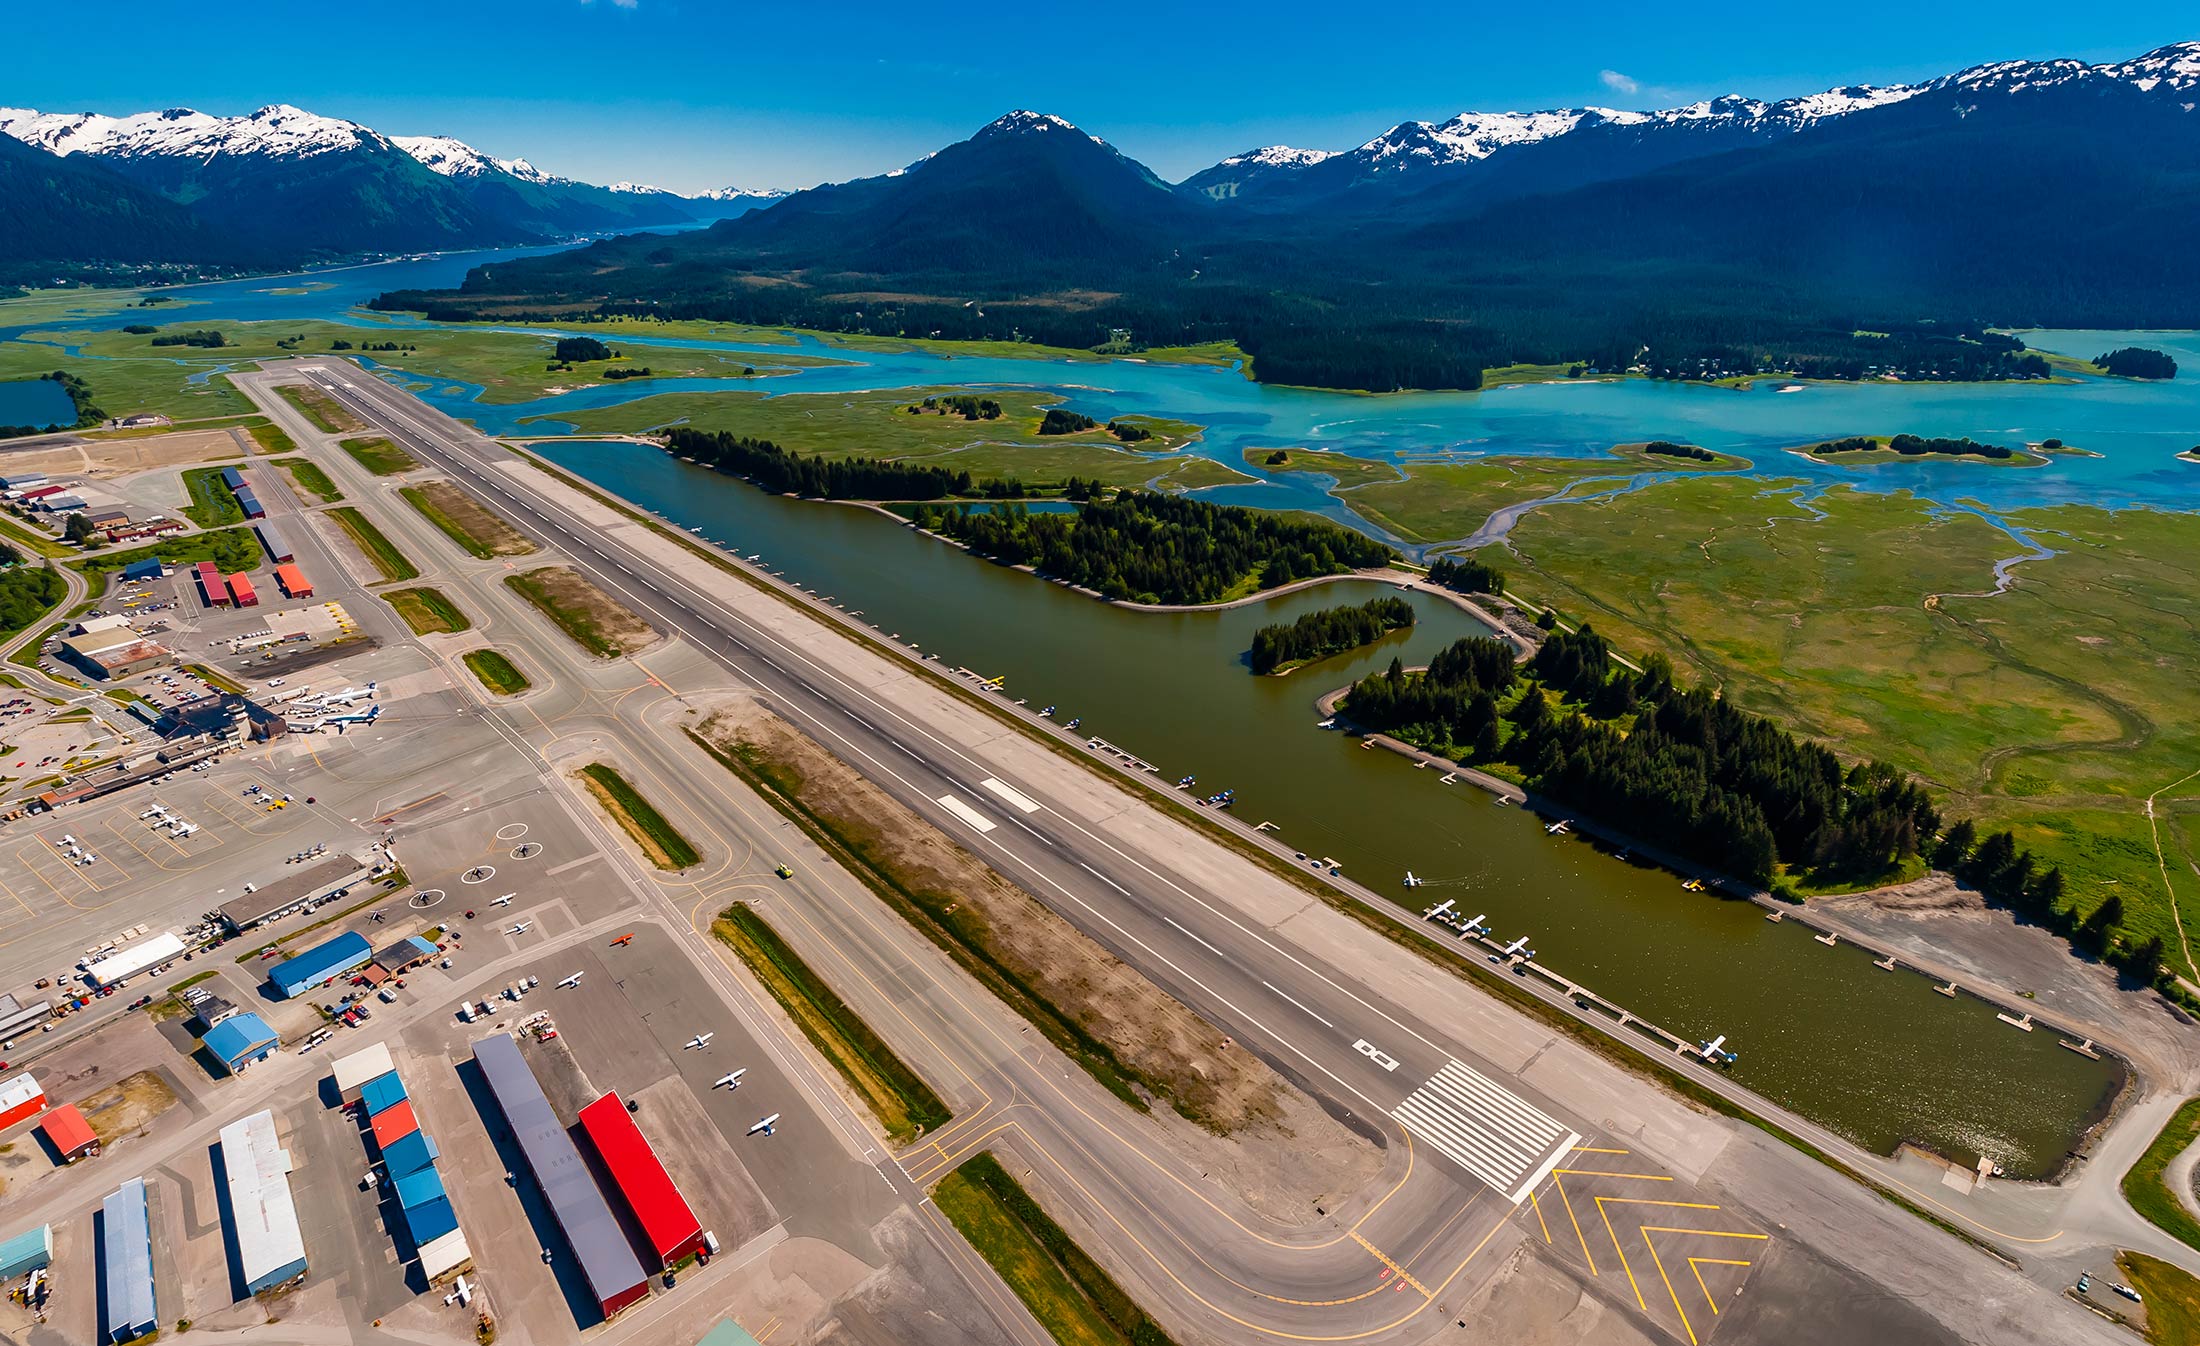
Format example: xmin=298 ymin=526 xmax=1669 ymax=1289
xmin=0 ymin=376 xmax=76 ymax=428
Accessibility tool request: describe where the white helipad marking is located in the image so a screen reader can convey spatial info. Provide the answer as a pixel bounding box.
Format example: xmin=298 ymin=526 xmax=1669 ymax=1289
xmin=936 ymin=795 xmax=998 ymax=833
xmin=980 ymin=778 xmax=1041 ymax=814
xmin=1391 ymin=1059 xmax=1580 ymax=1204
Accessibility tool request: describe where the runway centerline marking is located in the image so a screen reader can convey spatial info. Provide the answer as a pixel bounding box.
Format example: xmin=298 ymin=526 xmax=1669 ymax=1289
xmin=1263 ymin=980 xmax=1335 ymax=1029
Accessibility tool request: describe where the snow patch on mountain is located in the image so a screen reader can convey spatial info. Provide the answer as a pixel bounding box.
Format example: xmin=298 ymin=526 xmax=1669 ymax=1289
xmin=1215 ymin=146 xmax=1338 ymax=169
xmin=694 ymin=186 xmax=789 ymax=201
xmin=0 ymin=104 xmax=371 ymax=160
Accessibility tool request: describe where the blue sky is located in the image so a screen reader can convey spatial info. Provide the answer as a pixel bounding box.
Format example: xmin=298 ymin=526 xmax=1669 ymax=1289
xmin=10 ymin=2 xmax=2194 ymax=192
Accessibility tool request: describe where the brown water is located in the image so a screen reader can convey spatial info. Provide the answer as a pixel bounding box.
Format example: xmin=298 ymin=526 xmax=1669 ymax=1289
xmin=540 ymin=440 xmax=2125 ymax=1178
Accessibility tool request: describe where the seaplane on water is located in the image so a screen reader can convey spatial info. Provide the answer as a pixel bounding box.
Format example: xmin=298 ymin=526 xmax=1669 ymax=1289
xmin=507 ymin=922 xmax=531 ymax=936
xmin=713 ymin=1069 xmax=749 ymax=1090
xmin=1423 ymin=898 xmax=1454 ymax=920
xmin=1545 ymin=819 xmax=1571 ymax=835
xmin=1039 ymin=705 xmax=1056 ymax=718
xmin=685 ymin=1032 xmax=715 ymax=1050
xmin=490 ymin=893 xmax=516 ymax=907
xmin=1404 ymin=872 xmax=1424 ymax=888
xmin=748 ymin=1113 xmax=780 ymax=1137
xmin=1175 ymin=775 xmax=1196 ymax=790
xmin=1496 ymin=935 xmax=1533 ymax=960
xmin=1065 ymin=718 xmax=1080 ymax=731
xmin=1698 ymin=1035 xmax=1738 ymax=1065
xmin=1460 ymin=914 xmax=1488 ymax=936
xmin=557 ymin=972 xmax=585 ymax=989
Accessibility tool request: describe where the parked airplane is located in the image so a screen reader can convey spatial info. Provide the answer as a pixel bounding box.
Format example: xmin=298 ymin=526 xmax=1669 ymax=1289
xmin=443 ymin=1275 xmax=474 ymax=1308
xmin=713 ymin=1069 xmax=748 ymax=1090
xmin=557 ymin=972 xmax=584 ymax=989
xmin=685 ymin=1032 xmax=715 ymax=1050
xmin=609 ymin=933 xmax=634 ymax=947
xmin=507 ymin=922 xmax=531 ymax=935
xmin=490 ymin=893 xmax=516 ymax=907
xmin=747 ymin=1113 xmax=780 ymax=1137
xmin=1422 ymin=898 xmax=1454 ymax=919
xmin=1698 ymin=1035 xmax=1738 ymax=1064
xmin=1497 ymin=936 xmax=1532 ymax=959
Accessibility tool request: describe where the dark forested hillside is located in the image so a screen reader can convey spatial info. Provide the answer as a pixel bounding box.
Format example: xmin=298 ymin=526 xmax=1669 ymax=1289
xmin=0 ymin=134 xmax=249 ymax=282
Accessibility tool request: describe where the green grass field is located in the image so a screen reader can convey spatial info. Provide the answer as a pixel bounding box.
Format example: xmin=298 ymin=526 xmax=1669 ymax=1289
xmin=339 ymin=436 xmax=417 ymax=476
xmin=179 ymin=466 xmax=246 ymax=528
xmin=1341 ymin=445 xmax=1732 ymax=544
xmin=525 ymin=385 xmax=1213 ymax=486
xmin=274 ymin=383 xmax=357 ymax=434
xmin=711 ymin=902 xmax=950 ymax=1144
xmin=934 ymin=1153 xmax=1182 ymax=1346
xmin=2122 ymin=1097 xmax=2200 ymax=1254
xmin=2124 ymin=1252 xmax=2200 ymax=1346
xmin=1496 ymin=474 xmax=2200 ymax=964
xmin=577 ymin=762 xmax=700 ymax=869
xmin=1243 ymin=446 xmax=1403 ymax=489
xmin=382 ymin=587 xmax=471 ymax=636
xmin=268 ymin=457 xmax=341 ymax=502
xmin=326 ymin=507 xmax=418 ymax=582
xmin=245 ymin=420 xmax=296 ymax=455
xmin=461 ymin=648 xmax=529 ymax=696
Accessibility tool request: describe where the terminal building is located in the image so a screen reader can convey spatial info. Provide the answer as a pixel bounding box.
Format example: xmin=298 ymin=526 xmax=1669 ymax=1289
xmin=217 ymin=1110 xmax=308 ymax=1294
xmin=266 ymin=931 xmax=373 ymax=999
xmin=102 ymin=1177 xmax=157 ymax=1342
xmin=473 ymin=1033 xmax=649 ymax=1320
xmin=216 ymin=853 xmax=376 ymax=933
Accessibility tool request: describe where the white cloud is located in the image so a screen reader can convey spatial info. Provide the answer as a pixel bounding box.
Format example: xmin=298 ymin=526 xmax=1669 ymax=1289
xmin=612 ymin=0 xmax=638 ymax=7
xmin=1598 ymin=69 xmax=1640 ymax=96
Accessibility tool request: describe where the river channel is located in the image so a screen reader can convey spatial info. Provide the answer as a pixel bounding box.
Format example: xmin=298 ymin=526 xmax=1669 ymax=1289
xmin=534 ymin=437 xmax=2124 ymax=1177
xmin=9 ymin=243 xmax=2180 ymax=1175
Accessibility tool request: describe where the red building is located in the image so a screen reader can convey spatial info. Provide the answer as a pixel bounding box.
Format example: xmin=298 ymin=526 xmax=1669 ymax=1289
xmin=196 ymin=561 xmax=228 ymax=607
xmin=273 ymin=563 xmax=312 ymax=598
xmin=577 ymin=1092 xmax=706 ymax=1267
xmin=227 ymin=573 xmax=258 ymax=607
xmin=0 ymin=1073 xmax=45 ymax=1132
xmin=40 ymin=1102 xmax=100 ymax=1160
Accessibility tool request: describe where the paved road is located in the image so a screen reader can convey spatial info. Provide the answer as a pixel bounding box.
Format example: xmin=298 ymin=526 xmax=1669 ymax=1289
xmin=258 ymin=361 xmax=2140 ymax=1346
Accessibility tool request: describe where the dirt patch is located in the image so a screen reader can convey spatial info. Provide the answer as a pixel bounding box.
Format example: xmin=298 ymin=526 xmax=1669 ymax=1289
xmin=1818 ymin=872 xmax=1988 ymax=916
xmin=76 ymin=1068 xmax=180 ymax=1141
xmin=0 ymin=430 xmax=247 ymax=479
xmin=412 ymin=479 xmax=536 ymax=556
xmin=506 ymin=565 xmax=658 ymax=658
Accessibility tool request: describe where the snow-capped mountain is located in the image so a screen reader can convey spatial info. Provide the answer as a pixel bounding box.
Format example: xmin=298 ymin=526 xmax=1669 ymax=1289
xmin=1180 ymin=145 xmax=1337 ymax=200
xmin=392 ymin=134 xmax=557 ymax=185
xmin=0 ymin=103 xmax=371 ymax=160
xmin=695 ymin=185 xmax=790 ymax=202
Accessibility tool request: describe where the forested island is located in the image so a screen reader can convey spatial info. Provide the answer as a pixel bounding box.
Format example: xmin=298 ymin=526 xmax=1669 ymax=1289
xmin=149 ymin=328 xmax=227 ymax=348
xmin=1248 ymin=597 xmax=1414 ymax=675
xmin=1339 ymin=627 xmax=1986 ymax=891
xmin=1426 ymin=556 xmax=1504 ymax=595
xmin=2093 ymin=347 xmax=2178 ymax=380
xmin=1643 ymin=441 xmax=1718 ymax=463
xmin=1807 ymin=434 xmax=2018 ymax=461
xmin=913 ymin=491 xmax=1397 ymax=605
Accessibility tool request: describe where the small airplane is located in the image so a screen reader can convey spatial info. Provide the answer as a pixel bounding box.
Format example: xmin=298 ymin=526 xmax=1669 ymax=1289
xmin=713 ymin=1069 xmax=748 ymax=1090
xmin=1545 ymin=819 xmax=1571 ymax=835
xmin=1496 ymin=935 xmax=1532 ymax=960
xmin=747 ymin=1113 xmax=780 ymax=1137
xmin=609 ymin=933 xmax=634 ymax=947
xmin=1422 ymin=898 xmax=1455 ymax=919
xmin=1698 ymin=1035 xmax=1738 ymax=1065
xmin=490 ymin=893 xmax=516 ymax=907
xmin=557 ymin=972 xmax=585 ymax=989
xmin=443 ymin=1274 xmax=474 ymax=1308
xmin=507 ymin=921 xmax=532 ymax=936
xmin=1404 ymin=871 xmax=1424 ymax=888
xmin=685 ymin=1032 xmax=715 ymax=1050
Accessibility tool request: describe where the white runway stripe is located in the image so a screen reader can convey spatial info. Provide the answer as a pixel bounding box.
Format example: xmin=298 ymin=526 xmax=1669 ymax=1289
xmin=980 ymin=778 xmax=1041 ymax=813
xmin=935 ymin=795 xmax=998 ymax=833
xmin=1391 ymin=1058 xmax=1579 ymax=1202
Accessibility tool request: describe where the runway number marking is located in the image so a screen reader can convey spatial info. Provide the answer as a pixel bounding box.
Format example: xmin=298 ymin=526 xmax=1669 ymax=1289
xmin=1391 ymin=1058 xmax=1582 ymax=1204
xmin=1354 ymin=1039 xmax=1399 ymax=1072
xmin=935 ymin=795 xmax=998 ymax=834
xmin=979 ymin=778 xmax=1041 ymax=814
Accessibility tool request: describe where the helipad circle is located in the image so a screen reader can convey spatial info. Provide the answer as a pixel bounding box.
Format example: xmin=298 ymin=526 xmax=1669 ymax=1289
xmin=409 ymin=888 xmax=446 ymax=909
xmin=511 ymin=842 xmax=543 ymax=860
xmin=461 ymin=865 xmax=496 ymax=885
xmin=495 ymin=823 xmax=529 ymax=842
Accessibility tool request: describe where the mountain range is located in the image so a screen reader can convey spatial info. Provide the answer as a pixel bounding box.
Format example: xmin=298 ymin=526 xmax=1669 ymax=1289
xmin=0 ymin=102 xmax=786 ymax=281
xmin=381 ymin=41 xmax=2200 ymax=391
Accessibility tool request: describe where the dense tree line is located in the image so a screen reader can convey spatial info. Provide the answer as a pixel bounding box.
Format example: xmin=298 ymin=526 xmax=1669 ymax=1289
xmin=1107 ymin=420 xmax=1150 ymax=442
xmin=1810 ymin=434 xmax=2015 ymax=460
xmin=554 ymin=336 xmax=616 ymax=362
xmin=1248 ymin=597 xmax=1414 ymax=675
xmin=2094 ymin=347 xmax=2178 ymax=380
xmin=1932 ymin=822 xmax=2166 ymax=986
xmin=665 ymin=426 xmax=972 ymax=500
xmin=602 ymin=366 xmax=652 ymax=380
xmin=150 ymin=328 xmax=226 ymax=347
xmin=1342 ymin=632 xmax=1942 ymax=886
xmin=1038 ymin=408 xmax=1098 ymax=435
xmin=1644 ymin=441 xmax=1716 ymax=462
xmin=914 ymin=491 xmax=1396 ymax=605
xmin=911 ymin=394 xmax=1002 ymax=421
xmin=1426 ymin=556 xmax=1504 ymax=595
xmin=0 ymin=562 xmax=66 ymax=636
xmin=330 ymin=339 xmax=417 ymax=352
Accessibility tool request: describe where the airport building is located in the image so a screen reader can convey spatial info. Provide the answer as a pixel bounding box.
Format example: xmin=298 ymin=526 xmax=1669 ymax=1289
xmin=202 ymin=1012 xmax=280 ymax=1074
xmin=40 ymin=1103 xmax=100 ymax=1161
xmin=0 ymin=1224 xmax=52 ymax=1280
xmin=216 ymin=853 xmax=375 ymax=933
xmin=578 ymin=1091 xmax=708 ymax=1267
xmin=217 ymin=1110 xmax=308 ymax=1293
xmin=379 ymin=1126 xmax=439 ymax=1179
xmin=82 ymin=932 xmax=186 ymax=989
xmin=266 ymin=930 xmax=373 ymax=999
xmin=102 ymin=1177 xmax=157 ymax=1342
xmin=329 ymin=1042 xmax=394 ymax=1104
xmin=360 ymin=1068 xmax=408 ymax=1118
xmin=472 ymin=1032 xmax=649 ymax=1319
xmin=257 ymin=522 xmax=294 ymax=563
xmin=273 ymin=562 xmax=312 ymax=597
xmin=0 ymin=1074 xmax=45 ymax=1132
xmin=59 ymin=626 xmax=173 ymax=681
xmin=0 ymin=991 xmax=53 ymax=1040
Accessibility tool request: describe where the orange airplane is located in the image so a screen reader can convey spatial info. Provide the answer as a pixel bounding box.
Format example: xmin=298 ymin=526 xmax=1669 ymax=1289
xmin=609 ymin=933 xmax=635 ymax=947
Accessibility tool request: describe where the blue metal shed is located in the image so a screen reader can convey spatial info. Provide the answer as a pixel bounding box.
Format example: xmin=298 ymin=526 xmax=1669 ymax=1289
xmin=201 ymin=1012 xmax=279 ymax=1074
xmin=220 ymin=467 xmax=245 ymax=490
xmin=0 ymin=1224 xmax=52 ymax=1279
xmin=380 ymin=1128 xmax=439 ymax=1178
xmin=403 ymin=1196 xmax=459 ymax=1246
xmin=121 ymin=559 xmax=166 ymax=581
xmin=267 ymin=931 xmax=373 ymax=998
xmin=358 ymin=1070 xmax=408 ymax=1118
xmin=393 ymin=1166 xmax=446 ymax=1211
xmin=101 ymin=1178 xmax=156 ymax=1342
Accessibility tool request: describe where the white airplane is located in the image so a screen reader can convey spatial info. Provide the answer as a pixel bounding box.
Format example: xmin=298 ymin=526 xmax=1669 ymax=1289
xmin=1698 ymin=1035 xmax=1737 ymax=1064
xmin=557 ymin=972 xmax=585 ymax=989
xmin=490 ymin=894 xmax=516 ymax=907
xmin=443 ymin=1274 xmax=474 ymax=1308
xmin=1404 ymin=871 xmax=1424 ymax=888
xmin=712 ymin=1069 xmax=748 ymax=1090
xmin=747 ymin=1113 xmax=780 ymax=1137
xmin=1498 ymin=935 xmax=1532 ymax=959
xmin=684 ymin=1032 xmax=715 ymax=1050
xmin=1422 ymin=898 xmax=1454 ymax=919
xmin=507 ymin=922 xmax=532 ymax=936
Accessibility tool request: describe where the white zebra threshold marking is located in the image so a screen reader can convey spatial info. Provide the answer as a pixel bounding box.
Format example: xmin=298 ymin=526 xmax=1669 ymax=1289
xmin=1391 ymin=1059 xmax=1580 ymax=1202
xmin=980 ymin=778 xmax=1041 ymax=813
xmin=935 ymin=794 xmax=999 ymax=833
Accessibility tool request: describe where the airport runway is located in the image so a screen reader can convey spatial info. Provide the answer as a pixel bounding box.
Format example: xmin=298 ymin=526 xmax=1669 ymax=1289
xmin=247 ymin=363 xmax=2129 ymax=1346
